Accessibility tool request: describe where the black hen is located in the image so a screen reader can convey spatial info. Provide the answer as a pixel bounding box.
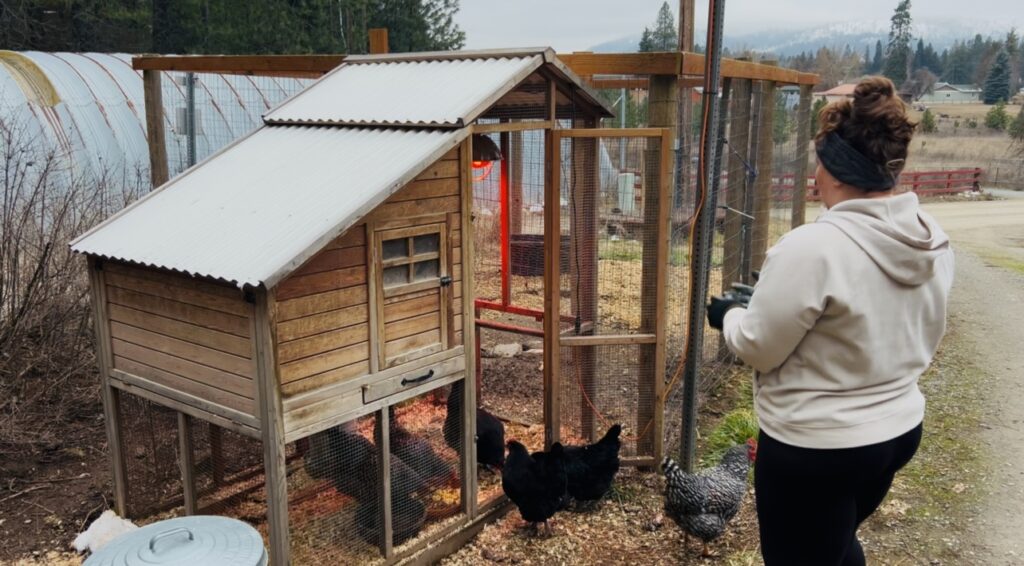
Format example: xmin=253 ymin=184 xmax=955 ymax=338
xmin=376 ymin=406 xmax=454 ymax=487
xmin=502 ymin=441 xmax=568 ymax=536
xmin=444 ymin=380 xmax=506 ymax=470
xmin=560 ymin=423 xmax=622 ymax=503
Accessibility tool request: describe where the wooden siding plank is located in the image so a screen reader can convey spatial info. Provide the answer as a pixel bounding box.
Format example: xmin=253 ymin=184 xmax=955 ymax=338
xmin=368 ymin=195 xmax=460 ymax=222
xmin=325 ymin=224 xmax=366 ymax=250
xmin=105 ymin=261 xmax=240 ymax=300
xmin=275 ymin=265 xmax=366 ymax=301
xmin=279 ymin=342 xmax=369 ymax=383
xmin=105 ymin=271 xmax=248 ymax=316
xmin=383 ymin=293 xmax=439 ymax=323
xmin=109 ymin=368 xmax=259 ymax=432
xmin=384 ymin=312 xmax=440 ymax=342
xmin=291 ymin=246 xmax=366 ymax=278
xmin=277 ymin=304 xmax=368 ymax=343
xmin=278 ymin=323 xmax=368 ymax=364
xmin=280 ymin=360 xmax=370 ymax=397
xmin=385 ymin=178 xmax=459 ymax=202
xmin=384 ymin=329 xmax=441 ymax=361
xmin=111 ymin=321 xmax=253 ymax=378
xmin=277 ymin=286 xmax=367 ymax=322
xmin=414 ymin=160 xmax=460 ymax=181
xmin=108 ymin=303 xmax=251 ymax=358
xmin=112 ymin=339 xmax=254 ymax=399
xmin=113 ymin=356 xmax=255 ymax=416
xmin=106 ymin=286 xmax=250 ymax=337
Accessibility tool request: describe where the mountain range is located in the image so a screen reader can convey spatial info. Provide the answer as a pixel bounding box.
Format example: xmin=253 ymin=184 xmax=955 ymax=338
xmin=591 ymin=18 xmax=1021 ymax=56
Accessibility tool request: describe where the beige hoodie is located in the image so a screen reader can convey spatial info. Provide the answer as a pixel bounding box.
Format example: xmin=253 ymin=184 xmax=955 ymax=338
xmin=722 ymin=192 xmax=954 ymax=449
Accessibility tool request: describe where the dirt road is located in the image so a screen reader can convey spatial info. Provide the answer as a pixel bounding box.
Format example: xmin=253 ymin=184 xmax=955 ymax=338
xmin=923 ymin=197 xmax=1024 ymax=564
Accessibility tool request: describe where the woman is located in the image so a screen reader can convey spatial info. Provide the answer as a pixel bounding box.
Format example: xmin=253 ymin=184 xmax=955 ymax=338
xmin=706 ymin=76 xmax=954 ymax=565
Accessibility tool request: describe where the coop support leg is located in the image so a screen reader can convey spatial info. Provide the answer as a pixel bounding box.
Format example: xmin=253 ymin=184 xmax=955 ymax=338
xmin=460 ymin=136 xmax=480 ymax=518
xmin=377 ymin=406 xmax=394 ymax=558
xmin=252 ymin=287 xmax=289 ymax=565
xmin=88 ymin=258 xmax=128 ymax=516
xmin=177 ymin=412 xmax=197 ymax=515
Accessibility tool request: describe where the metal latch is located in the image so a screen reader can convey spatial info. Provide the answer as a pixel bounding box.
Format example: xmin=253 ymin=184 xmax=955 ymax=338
xmin=440 ymin=275 xmax=453 ymax=287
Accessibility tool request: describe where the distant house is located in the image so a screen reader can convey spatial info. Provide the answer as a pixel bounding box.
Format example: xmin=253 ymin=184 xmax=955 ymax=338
xmin=816 ymin=83 xmax=857 ymax=103
xmin=779 ymin=85 xmax=800 ymax=109
xmin=918 ymin=83 xmax=982 ymax=104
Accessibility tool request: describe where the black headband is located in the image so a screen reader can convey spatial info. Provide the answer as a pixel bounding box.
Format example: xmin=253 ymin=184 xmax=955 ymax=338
xmin=815 ymin=131 xmax=900 ymax=191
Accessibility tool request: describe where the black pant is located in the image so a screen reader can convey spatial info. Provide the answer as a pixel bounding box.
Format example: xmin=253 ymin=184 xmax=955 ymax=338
xmin=754 ymin=424 xmax=922 ymax=566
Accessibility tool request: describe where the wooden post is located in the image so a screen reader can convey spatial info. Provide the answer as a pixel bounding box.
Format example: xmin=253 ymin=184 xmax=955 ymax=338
xmin=569 ymin=119 xmax=599 ymax=441
xmin=638 ymin=77 xmax=675 ymax=459
xmin=252 ymin=288 xmax=289 ymax=566
xmin=675 ymin=0 xmax=695 ymax=209
xmin=87 ymin=258 xmax=128 ymax=516
xmin=750 ymin=62 xmax=777 ymax=272
xmin=143 ymin=69 xmax=169 ymax=189
xmin=208 ymin=426 xmax=225 ymax=486
xmin=791 ymin=84 xmax=813 ymax=228
xmin=722 ymin=71 xmax=753 ymax=292
xmin=653 ymin=129 xmax=673 ymax=466
xmin=369 ymin=28 xmax=389 ymax=54
xmin=509 ymin=131 xmax=524 ymax=235
xmin=177 ymin=413 xmax=196 ymax=514
xmin=500 ymin=128 xmax=511 ymax=306
xmin=459 ymin=137 xmax=479 ymax=518
xmin=543 ymin=128 xmax=562 ymax=449
xmin=376 ymin=406 xmax=394 ymax=557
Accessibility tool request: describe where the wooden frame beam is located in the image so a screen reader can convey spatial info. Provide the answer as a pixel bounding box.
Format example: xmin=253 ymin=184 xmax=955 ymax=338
xmin=130 ymin=52 xmax=818 ymax=85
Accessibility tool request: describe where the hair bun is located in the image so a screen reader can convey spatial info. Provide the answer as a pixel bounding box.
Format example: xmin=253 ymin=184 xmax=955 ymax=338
xmin=851 ymin=76 xmax=899 ymax=121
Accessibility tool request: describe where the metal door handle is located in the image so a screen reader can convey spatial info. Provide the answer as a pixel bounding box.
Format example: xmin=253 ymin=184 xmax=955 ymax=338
xmin=401 ymin=369 xmax=435 ymax=386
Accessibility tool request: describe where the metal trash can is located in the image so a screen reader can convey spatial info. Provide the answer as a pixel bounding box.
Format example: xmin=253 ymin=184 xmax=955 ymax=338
xmin=84 ymin=515 xmax=267 ymax=566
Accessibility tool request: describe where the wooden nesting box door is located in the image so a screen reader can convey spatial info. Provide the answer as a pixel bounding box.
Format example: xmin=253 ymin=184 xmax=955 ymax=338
xmin=374 ymin=221 xmax=450 ymax=369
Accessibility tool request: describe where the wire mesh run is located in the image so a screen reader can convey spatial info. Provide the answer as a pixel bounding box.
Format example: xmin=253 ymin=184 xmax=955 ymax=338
xmin=118 ymin=392 xmax=183 ymax=521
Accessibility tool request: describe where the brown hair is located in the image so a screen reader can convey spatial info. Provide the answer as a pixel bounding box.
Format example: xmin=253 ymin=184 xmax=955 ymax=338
xmin=815 ymin=76 xmax=916 ymax=180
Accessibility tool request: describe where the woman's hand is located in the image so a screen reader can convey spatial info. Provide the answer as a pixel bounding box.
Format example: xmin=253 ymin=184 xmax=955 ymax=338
xmin=707 ymin=295 xmax=745 ymax=330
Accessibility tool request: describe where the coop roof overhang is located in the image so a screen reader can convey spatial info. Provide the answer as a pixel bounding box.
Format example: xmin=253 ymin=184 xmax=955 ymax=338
xmin=71 ymin=126 xmax=467 ymax=288
xmin=263 ymin=48 xmax=612 ymax=127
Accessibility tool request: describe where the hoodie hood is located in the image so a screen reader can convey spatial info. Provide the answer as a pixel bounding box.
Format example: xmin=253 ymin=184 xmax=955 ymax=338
xmin=818 ymin=192 xmax=950 ymax=286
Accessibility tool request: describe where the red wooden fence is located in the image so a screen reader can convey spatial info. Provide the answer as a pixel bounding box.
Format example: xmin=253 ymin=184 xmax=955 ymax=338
xmin=770 ymin=168 xmax=983 ymax=201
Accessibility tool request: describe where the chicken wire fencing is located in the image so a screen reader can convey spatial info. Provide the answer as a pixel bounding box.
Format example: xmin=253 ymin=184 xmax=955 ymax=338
xmin=165 ymin=71 xmax=310 ymax=173
xmin=662 ymin=78 xmax=808 ymax=461
xmin=556 ymin=133 xmax=667 ymax=461
xmin=116 ymin=381 xmax=470 ymax=563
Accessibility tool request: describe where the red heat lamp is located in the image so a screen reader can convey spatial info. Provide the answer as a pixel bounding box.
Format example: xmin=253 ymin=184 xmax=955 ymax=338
xmin=471 ymin=134 xmax=503 ymax=181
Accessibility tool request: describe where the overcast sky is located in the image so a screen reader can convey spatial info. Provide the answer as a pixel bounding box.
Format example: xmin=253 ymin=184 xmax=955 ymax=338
xmin=457 ymin=0 xmax=1024 ymax=52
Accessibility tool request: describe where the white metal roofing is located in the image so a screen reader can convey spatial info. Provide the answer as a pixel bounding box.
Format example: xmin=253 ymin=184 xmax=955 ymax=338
xmin=264 ymin=54 xmax=544 ymax=127
xmin=71 ymin=126 xmax=465 ymax=287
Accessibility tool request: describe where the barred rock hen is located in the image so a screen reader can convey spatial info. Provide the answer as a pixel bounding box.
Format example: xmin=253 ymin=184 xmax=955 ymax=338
xmin=662 ymin=441 xmax=756 ymax=556
xmin=502 ymin=441 xmax=568 ymax=537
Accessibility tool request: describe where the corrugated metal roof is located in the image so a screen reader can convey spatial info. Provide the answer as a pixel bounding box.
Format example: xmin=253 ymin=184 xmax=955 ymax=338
xmin=71 ymin=126 xmax=465 ymax=287
xmin=264 ymin=55 xmax=544 ymax=127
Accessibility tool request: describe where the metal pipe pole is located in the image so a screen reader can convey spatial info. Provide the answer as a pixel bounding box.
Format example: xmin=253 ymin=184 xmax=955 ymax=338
xmin=680 ymin=0 xmax=728 ymax=472
xmin=186 ymin=72 xmax=196 ymax=167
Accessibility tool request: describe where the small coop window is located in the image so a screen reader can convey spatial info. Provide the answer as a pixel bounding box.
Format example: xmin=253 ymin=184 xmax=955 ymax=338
xmin=374 ymin=222 xmax=450 ymax=369
xmin=377 ymin=224 xmax=446 ymax=297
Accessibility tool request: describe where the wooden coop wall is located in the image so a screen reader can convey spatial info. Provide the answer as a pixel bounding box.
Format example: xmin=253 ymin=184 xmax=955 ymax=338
xmin=274 ymin=146 xmax=467 ymax=439
xmin=99 ymin=260 xmax=259 ymax=430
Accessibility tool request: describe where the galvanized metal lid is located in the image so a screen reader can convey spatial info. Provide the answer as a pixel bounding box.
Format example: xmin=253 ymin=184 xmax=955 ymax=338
xmin=84 ymin=516 xmax=267 ymax=566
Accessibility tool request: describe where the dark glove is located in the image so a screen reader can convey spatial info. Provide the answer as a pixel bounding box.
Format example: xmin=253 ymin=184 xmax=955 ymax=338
xmin=729 ymin=282 xmax=755 ymax=305
xmin=707 ymin=294 xmax=745 ymax=330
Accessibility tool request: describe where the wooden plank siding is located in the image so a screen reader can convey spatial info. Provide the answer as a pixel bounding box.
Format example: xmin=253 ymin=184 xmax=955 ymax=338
xmin=103 ymin=261 xmax=257 ymax=418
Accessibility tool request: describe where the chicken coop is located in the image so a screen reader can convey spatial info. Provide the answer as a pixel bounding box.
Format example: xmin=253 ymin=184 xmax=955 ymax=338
xmin=72 ymin=48 xmax=680 ymax=564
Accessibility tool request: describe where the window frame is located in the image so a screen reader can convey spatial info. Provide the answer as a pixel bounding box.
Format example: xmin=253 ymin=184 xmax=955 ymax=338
xmin=374 ymin=223 xmax=448 ymax=300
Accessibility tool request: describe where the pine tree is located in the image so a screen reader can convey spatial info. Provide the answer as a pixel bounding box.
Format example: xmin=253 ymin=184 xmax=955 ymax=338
xmin=773 ymin=91 xmax=792 ymax=146
xmin=913 ymin=38 xmax=926 ymax=70
xmin=639 ymin=2 xmax=677 ymax=52
xmin=985 ymin=101 xmax=1009 ymax=130
xmin=1008 ymin=105 xmax=1024 ymax=149
xmin=864 ymin=45 xmax=871 ymax=70
xmin=921 ymin=108 xmax=937 ymax=133
xmin=811 ymin=97 xmax=828 ymax=136
xmin=983 ymin=50 xmax=1012 ymax=104
xmin=872 ymin=40 xmax=884 ymax=74
xmin=883 ymin=0 xmax=913 ymax=86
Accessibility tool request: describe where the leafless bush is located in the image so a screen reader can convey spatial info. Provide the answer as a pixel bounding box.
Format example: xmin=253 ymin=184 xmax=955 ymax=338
xmin=0 ymin=110 xmax=145 ymax=454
